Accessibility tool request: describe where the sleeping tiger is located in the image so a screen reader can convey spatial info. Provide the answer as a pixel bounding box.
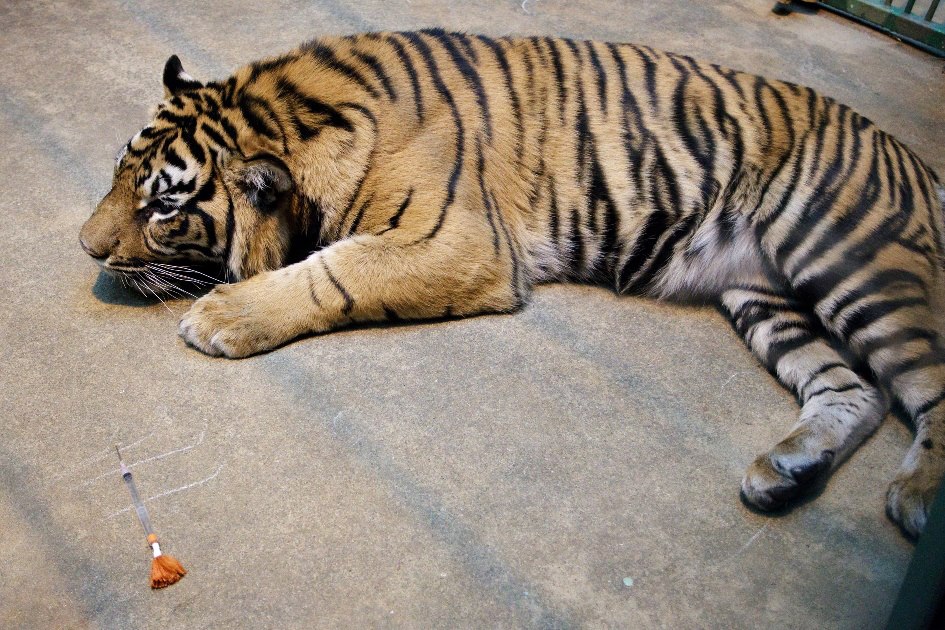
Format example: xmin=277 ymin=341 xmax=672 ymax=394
xmin=79 ymin=30 xmax=945 ymax=538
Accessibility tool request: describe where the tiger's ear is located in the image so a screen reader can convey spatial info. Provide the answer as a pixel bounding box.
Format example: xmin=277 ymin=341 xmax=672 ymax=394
xmin=236 ymin=158 xmax=294 ymax=213
xmin=163 ymin=55 xmax=203 ymax=98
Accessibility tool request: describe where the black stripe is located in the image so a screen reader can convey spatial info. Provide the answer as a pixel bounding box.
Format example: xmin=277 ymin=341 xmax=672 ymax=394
xmin=248 ymin=55 xmax=293 ymax=83
xmin=336 ymin=101 xmax=378 ymax=128
xmin=175 ymin=208 xmax=217 ymax=255
xmin=766 ymin=334 xmax=816 ymax=368
xmin=837 ymin=297 xmax=927 ymax=340
xmin=618 ymin=210 xmax=669 ymax=292
xmin=178 ymin=131 xmax=205 ymax=164
xmin=879 ymin=134 xmax=899 ymax=209
xmin=423 ymin=29 xmax=493 ymax=140
xmin=808 ymin=103 xmax=836 ymax=180
xmin=768 ymin=320 xmax=811 ymax=337
xmin=606 ymin=42 xmax=647 ymax=149
xmin=628 ymin=214 xmax=698 ymax=293
xmin=400 ymin=32 xmax=465 ymax=240
xmin=630 ymin=45 xmax=659 ymax=110
xmin=544 ymin=38 xmax=567 ymax=121
xmin=569 ymin=208 xmax=585 ymax=274
xmin=339 ymin=192 xmax=373 ymax=239
xmin=755 ymin=140 xmax=809 ymax=238
xmin=859 ymin=327 xmax=937 ymax=360
xmin=383 ymin=305 xmax=401 ymax=321
xmin=915 ymin=387 xmax=945 ymax=418
xmin=804 ymin=361 xmax=848 ymax=383
xmin=793 ymin=209 xmax=914 ymax=308
xmin=192 ymin=176 xmax=216 ymax=203
xmin=155 ymin=110 xmax=196 ymax=130
xmin=491 ymin=189 xmax=522 ymax=305
xmin=548 ymin=177 xmax=560 ymax=256
xmin=164 ymin=147 xmax=187 ymax=171
xmin=276 ymin=78 xmax=355 ymax=133
xmin=668 ymin=57 xmax=716 ymax=215
xmin=321 ymin=258 xmax=354 ymax=316
xmin=730 ymin=299 xmax=783 ymax=337
xmin=589 ymin=152 xmax=619 ymax=276
xmin=302 ymin=40 xmax=380 ymax=98
xmin=238 ymin=95 xmax=280 ymax=141
xmin=781 ymin=132 xmax=881 ymax=274
xmin=805 ymin=382 xmax=865 ymax=400
xmin=476 ymin=141 xmax=501 ymax=255
xmin=386 ymin=35 xmax=424 ymax=121
xmin=219 ymin=116 xmax=241 ymax=147
xmin=199 ymin=122 xmax=230 ymax=151
xmin=351 ymin=50 xmax=397 ymax=101
xmin=652 ymin=146 xmax=682 ymax=218
xmin=454 ymin=32 xmax=479 ymax=62
xmin=713 ymin=65 xmax=746 ymax=100
xmin=346 ymin=199 xmax=369 ymax=237
xmin=378 ymin=189 xmax=413 ymax=234
xmin=563 ymin=38 xmax=583 ymax=62
xmin=584 ymin=40 xmax=608 ymax=115
xmin=477 ymin=35 xmax=523 ymax=163
xmin=881 ymin=351 xmax=944 ymax=384
xmin=216 ymin=161 xmax=236 ymax=265
xmin=306 ymin=267 xmax=322 ymax=307
xmin=824 ymin=269 xmax=927 ymax=324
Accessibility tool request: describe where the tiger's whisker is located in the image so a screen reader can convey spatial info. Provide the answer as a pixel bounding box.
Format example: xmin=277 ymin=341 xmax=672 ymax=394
xmin=129 ymin=277 xmax=149 ymax=300
xmin=151 ymin=263 xmax=224 ymax=283
xmin=146 ymin=264 xmax=214 ymax=286
xmin=136 ymin=273 xmax=175 ymax=315
xmin=145 ymin=269 xmax=199 ymax=299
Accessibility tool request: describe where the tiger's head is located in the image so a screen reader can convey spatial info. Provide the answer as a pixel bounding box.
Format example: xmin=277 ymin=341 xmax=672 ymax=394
xmin=80 ymin=56 xmax=299 ymax=287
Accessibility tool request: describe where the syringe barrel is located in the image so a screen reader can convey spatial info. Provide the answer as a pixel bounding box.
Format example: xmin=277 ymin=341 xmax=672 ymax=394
xmin=122 ymin=472 xmax=155 ymax=538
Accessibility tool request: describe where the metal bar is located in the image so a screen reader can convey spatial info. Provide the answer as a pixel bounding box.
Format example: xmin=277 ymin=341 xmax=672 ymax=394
xmin=926 ymin=0 xmax=941 ymax=21
xmin=904 ymin=0 xmax=917 ymax=14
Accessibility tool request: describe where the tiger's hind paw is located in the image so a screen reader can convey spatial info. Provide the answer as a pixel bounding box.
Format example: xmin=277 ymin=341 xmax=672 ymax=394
xmin=741 ymin=432 xmax=835 ymax=511
xmin=886 ymin=461 xmax=943 ymax=538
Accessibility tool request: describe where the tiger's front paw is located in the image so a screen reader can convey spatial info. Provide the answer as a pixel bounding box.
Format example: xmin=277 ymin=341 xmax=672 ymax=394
xmin=178 ymin=273 xmax=307 ymax=358
xmin=886 ymin=451 xmax=944 ymax=538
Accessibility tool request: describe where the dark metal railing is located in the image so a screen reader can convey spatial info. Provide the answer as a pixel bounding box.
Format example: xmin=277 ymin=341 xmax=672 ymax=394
xmin=818 ymin=0 xmax=945 ymax=56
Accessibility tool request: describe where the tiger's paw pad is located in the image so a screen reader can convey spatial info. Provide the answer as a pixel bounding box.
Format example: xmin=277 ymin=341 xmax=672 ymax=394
xmin=741 ymin=440 xmax=834 ymax=511
xmin=886 ymin=467 xmax=941 ymax=538
xmin=178 ymin=281 xmax=295 ymax=358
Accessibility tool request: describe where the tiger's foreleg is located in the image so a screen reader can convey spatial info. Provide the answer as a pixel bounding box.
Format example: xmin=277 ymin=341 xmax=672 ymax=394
xmin=178 ymin=229 xmax=523 ymax=358
xmin=721 ymin=276 xmax=887 ymax=511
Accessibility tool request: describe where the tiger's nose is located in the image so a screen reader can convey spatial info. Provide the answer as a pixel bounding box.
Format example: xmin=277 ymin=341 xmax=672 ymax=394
xmin=79 ymin=235 xmax=108 ymax=259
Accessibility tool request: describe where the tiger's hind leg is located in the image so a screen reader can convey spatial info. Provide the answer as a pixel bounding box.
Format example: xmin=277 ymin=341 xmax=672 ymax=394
xmin=761 ymin=163 xmax=945 ymax=536
xmin=721 ymin=275 xmax=887 ymax=510
xmin=798 ymin=255 xmax=945 ymax=537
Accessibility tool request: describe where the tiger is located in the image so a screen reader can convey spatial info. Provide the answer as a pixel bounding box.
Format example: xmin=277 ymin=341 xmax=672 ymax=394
xmin=79 ymin=30 xmax=945 ymax=539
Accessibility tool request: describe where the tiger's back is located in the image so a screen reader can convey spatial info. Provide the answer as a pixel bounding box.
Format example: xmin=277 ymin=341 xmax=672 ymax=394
xmin=80 ymin=30 xmax=945 ymax=539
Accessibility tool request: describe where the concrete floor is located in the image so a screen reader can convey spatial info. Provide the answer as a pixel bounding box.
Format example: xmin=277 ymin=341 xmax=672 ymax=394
xmin=2 ymin=1 xmax=943 ymax=627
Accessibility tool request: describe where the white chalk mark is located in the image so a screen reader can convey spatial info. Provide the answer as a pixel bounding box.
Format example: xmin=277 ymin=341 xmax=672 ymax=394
xmin=521 ymin=0 xmax=535 ymax=15
xmin=729 ymin=522 xmax=769 ymax=561
xmin=79 ymin=429 xmax=206 ymax=487
xmin=107 ymin=463 xmax=224 ymax=519
xmin=718 ymin=371 xmax=750 ymax=396
xmin=642 ymin=522 xmax=771 ymax=587
xmin=51 ymin=432 xmax=155 ymax=481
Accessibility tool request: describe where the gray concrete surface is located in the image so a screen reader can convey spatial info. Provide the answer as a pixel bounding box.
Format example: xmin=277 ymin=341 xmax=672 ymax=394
xmin=2 ymin=1 xmax=943 ymax=627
